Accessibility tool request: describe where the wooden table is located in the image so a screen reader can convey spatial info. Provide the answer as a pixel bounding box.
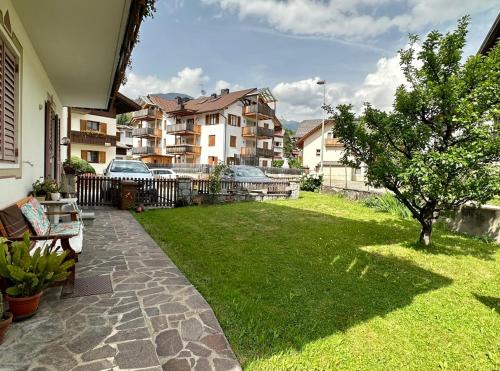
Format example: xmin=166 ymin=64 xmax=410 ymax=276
xmin=40 ymin=198 xmax=78 ymax=224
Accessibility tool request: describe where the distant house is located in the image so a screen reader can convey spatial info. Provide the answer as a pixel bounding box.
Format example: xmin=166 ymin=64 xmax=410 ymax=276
xmin=66 ymin=93 xmax=140 ymax=174
xmin=131 ymin=88 xmax=282 ymax=167
xmin=296 ymin=119 xmax=365 ymax=181
xmin=0 ymin=0 xmax=146 ymax=207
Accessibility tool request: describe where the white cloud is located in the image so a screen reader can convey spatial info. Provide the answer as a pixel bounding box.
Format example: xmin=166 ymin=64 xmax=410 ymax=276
xmin=202 ymin=0 xmax=498 ymax=39
xmin=120 ymin=67 xmax=209 ymax=99
xmin=273 ymin=53 xmax=407 ymax=121
xmin=214 ymin=80 xmax=244 ymax=93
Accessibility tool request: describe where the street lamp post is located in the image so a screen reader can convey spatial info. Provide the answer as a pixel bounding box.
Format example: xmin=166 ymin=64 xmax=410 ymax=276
xmin=317 ymin=80 xmax=326 ymax=173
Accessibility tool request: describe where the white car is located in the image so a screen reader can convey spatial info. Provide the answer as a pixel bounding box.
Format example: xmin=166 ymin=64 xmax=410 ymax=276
xmin=104 ymin=159 xmax=153 ymax=179
xmin=150 ymin=168 xmax=177 ymax=179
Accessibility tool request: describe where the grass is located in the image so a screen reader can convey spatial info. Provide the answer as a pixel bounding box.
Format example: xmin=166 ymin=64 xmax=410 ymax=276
xmin=134 ymin=192 xmax=499 ymax=370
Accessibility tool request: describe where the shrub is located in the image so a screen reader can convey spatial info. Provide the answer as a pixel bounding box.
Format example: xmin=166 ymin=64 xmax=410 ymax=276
xmin=63 ymin=156 xmax=96 ymax=175
xmin=300 ymin=172 xmax=323 ymax=192
xmin=272 ymin=160 xmax=284 ymax=168
xmin=364 ymin=193 xmax=413 ymax=220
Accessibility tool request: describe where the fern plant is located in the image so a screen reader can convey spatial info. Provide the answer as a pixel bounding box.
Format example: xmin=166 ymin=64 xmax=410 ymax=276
xmin=0 ymin=234 xmax=75 ymax=297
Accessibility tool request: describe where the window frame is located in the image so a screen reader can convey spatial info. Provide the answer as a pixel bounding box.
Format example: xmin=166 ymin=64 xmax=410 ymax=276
xmin=208 ymin=135 xmax=216 ymax=147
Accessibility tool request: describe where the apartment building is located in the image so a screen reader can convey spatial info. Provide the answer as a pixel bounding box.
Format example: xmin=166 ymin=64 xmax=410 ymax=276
xmin=116 ymin=123 xmax=134 ymax=159
xmin=273 ymin=127 xmax=285 ymax=160
xmin=67 ymin=93 xmax=140 ymax=173
xmin=132 ymin=88 xmax=281 ymax=167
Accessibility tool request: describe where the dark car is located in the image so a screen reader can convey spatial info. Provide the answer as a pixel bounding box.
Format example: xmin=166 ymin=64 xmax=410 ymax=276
xmin=222 ymin=165 xmax=272 ymax=184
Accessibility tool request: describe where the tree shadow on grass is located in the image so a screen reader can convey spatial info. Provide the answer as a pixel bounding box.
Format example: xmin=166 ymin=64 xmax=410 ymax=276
xmin=474 ymin=294 xmax=500 ymax=314
xmin=137 ymin=202 xmax=458 ymax=365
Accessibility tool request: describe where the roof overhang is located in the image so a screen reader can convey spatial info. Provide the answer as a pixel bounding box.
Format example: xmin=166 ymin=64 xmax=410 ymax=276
xmin=13 ymin=0 xmax=145 ymax=109
xmin=479 ymin=12 xmax=500 ymax=55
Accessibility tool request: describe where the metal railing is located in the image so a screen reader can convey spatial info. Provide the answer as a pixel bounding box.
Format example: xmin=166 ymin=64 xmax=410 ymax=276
xmin=166 ymin=122 xmax=201 ymax=135
xmin=132 ymin=127 xmax=162 ymax=137
xmin=243 ymin=104 xmax=275 ymax=118
xmin=132 ymin=146 xmax=161 ymax=155
xmin=240 ymin=147 xmax=274 ymax=158
xmin=132 ymin=108 xmax=161 ymax=121
xmin=242 ymin=126 xmax=275 ymax=138
xmin=165 ymin=144 xmax=202 ymax=155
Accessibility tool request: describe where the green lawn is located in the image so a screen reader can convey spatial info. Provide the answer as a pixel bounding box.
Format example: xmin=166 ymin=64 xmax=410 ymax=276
xmin=134 ymin=192 xmax=499 ymax=370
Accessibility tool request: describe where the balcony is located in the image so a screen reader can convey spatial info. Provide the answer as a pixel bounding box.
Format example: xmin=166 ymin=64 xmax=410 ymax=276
xmin=166 ymin=122 xmax=201 ymax=136
xmin=242 ymin=126 xmax=274 ymax=138
xmin=240 ymin=147 xmax=274 ymax=158
xmin=325 ymin=138 xmax=343 ymax=147
xmin=132 ymin=127 xmax=162 ymax=138
xmin=70 ymin=130 xmax=116 ymax=146
xmin=132 ymin=146 xmax=162 ymax=156
xmin=243 ymin=104 xmax=275 ymax=119
xmin=165 ymin=144 xmax=201 ymax=155
xmin=132 ymin=108 xmax=162 ymax=121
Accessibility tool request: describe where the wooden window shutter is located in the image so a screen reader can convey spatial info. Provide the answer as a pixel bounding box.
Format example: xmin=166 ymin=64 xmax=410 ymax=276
xmin=205 ymin=115 xmax=209 ymax=125
xmin=238 ymin=116 xmax=241 ymax=127
xmin=81 ymin=150 xmax=88 ymax=161
xmin=0 ymin=40 xmax=17 ymax=162
xmin=80 ymin=120 xmax=87 ymax=132
xmin=99 ymin=122 xmax=107 ymax=135
xmin=216 ymin=114 xmax=219 ymax=124
xmin=99 ymin=151 xmax=106 ymax=163
xmin=230 ymin=135 xmax=236 ymax=147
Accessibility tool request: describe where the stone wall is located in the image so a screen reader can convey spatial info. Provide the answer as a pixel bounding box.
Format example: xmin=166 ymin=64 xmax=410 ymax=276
xmin=447 ymin=205 xmax=500 ymax=243
xmin=320 ymin=185 xmax=376 ymax=201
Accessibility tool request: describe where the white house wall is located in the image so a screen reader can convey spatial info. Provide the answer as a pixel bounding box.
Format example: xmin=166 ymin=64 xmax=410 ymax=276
xmin=0 ymin=0 xmax=62 ymax=208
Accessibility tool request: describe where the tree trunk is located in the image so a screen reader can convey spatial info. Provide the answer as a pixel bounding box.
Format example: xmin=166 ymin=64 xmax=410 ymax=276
xmin=419 ymin=221 xmax=433 ymax=246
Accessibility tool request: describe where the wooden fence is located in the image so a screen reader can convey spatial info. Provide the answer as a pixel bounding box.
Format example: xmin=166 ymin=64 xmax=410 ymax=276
xmin=76 ymin=176 xmax=176 ymax=207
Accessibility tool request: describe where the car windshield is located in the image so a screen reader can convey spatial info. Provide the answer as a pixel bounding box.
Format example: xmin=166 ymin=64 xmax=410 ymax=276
xmin=154 ymin=170 xmax=172 ymax=175
xmin=110 ymin=162 xmax=150 ymax=174
xmin=234 ymin=167 xmax=266 ymax=177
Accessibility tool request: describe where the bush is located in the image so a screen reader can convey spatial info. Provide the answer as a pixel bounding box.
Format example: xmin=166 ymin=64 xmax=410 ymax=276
xmin=272 ymin=160 xmax=284 ymax=168
xmin=364 ymin=193 xmax=413 ymax=219
xmin=63 ymin=156 xmax=95 ymax=175
xmin=300 ymin=172 xmax=323 ymax=192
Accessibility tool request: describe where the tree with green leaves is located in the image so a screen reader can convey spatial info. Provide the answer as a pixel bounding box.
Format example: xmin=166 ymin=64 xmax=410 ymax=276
xmin=326 ymin=16 xmax=500 ymax=246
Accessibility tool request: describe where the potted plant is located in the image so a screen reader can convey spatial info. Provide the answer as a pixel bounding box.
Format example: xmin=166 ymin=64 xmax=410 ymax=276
xmin=0 ymin=235 xmax=75 ymax=320
xmin=31 ymin=179 xmax=48 ymax=202
xmin=0 ymin=292 xmax=12 ymax=344
xmin=44 ymin=179 xmax=61 ymax=201
xmin=63 ymin=156 xmax=96 ymax=176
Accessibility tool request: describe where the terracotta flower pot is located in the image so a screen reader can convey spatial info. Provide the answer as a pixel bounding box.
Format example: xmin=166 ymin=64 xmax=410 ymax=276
xmin=5 ymin=291 xmax=43 ymax=320
xmin=0 ymin=312 xmax=13 ymax=344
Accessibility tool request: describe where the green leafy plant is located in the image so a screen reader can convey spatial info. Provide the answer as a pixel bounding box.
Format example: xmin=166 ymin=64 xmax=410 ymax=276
xmin=63 ymin=156 xmax=96 ymax=175
xmin=0 ymin=235 xmax=75 ymax=297
xmin=43 ymin=178 xmax=60 ymax=193
xmin=31 ymin=179 xmax=47 ymax=197
xmin=300 ymin=172 xmax=323 ymax=192
xmin=326 ymin=16 xmax=500 ymax=246
xmin=287 ymin=157 xmax=302 ymax=169
xmin=364 ymin=193 xmax=413 ymax=220
xmin=272 ymin=159 xmax=284 ymax=168
xmin=208 ymin=162 xmax=228 ymax=195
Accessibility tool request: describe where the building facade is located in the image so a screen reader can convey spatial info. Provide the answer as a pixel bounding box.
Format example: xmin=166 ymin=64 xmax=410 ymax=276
xmin=132 ymin=88 xmax=281 ymax=167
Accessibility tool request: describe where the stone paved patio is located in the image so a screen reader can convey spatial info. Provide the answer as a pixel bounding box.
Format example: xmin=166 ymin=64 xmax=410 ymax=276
xmin=1 ymin=209 xmax=241 ymax=371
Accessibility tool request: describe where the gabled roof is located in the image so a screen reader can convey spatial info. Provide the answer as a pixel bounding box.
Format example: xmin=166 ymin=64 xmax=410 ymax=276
xmin=149 ymin=88 xmax=257 ymax=115
xmin=296 ymin=119 xmax=335 ymax=147
xmin=479 ymin=12 xmax=500 ymax=55
xmin=295 ymin=119 xmax=333 ymax=139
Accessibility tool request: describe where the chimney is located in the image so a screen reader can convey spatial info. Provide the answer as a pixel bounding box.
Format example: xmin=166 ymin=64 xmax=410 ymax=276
xmin=210 ymin=93 xmax=217 ymax=99
xmin=176 ymin=96 xmax=184 ymax=110
xmin=176 ymin=96 xmax=183 ymax=105
xmin=221 ymin=88 xmax=230 ymax=96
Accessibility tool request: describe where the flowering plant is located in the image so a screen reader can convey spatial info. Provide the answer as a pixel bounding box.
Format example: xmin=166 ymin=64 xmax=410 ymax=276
xmin=300 ymin=172 xmax=323 ymax=192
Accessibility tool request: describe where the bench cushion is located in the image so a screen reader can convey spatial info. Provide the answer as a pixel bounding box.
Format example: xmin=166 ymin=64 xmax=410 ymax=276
xmin=0 ymin=204 xmax=30 ymax=237
xmin=32 ymin=228 xmax=83 ymax=256
xmin=20 ymin=198 xmax=50 ymax=236
xmin=49 ymin=221 xmax=81 ymax=236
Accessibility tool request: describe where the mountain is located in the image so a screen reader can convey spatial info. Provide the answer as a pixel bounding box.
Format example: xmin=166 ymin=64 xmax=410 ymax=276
xmin=150 ymin=92 xmax=193 ymax=100
xmin=280 ymin=119 xmax=300 ymax=134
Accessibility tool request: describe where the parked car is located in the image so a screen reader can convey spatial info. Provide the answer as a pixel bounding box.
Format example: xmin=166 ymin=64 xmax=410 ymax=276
xmin=102 ymin=160 xmax=156 ymax=202
xmin=222 ymin=165 xmax=272 ymax=183
xmin=103 ymin=159 xmax=153 ymax=179
xmin=150 ymin=168 xmax=177 ymax=179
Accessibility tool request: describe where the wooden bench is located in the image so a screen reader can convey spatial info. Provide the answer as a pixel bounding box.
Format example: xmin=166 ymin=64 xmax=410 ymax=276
xmin=0 ymin=197 xmax=83 ymax=296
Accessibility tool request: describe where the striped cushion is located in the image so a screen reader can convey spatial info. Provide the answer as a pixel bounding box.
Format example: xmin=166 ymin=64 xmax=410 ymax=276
xmin=0 ymin=204 xmax=30 ymax=237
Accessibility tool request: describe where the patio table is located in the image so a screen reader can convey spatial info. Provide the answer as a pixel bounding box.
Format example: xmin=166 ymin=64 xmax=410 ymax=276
xmin=40 ymin=198 xmax=78 ymax=224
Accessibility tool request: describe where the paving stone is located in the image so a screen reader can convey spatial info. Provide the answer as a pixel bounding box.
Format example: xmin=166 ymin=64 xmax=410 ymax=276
xmin=81 ymin=345 xmax=117 ymax=362
xmin=151 ymin=316 xmax=170 ymax=332
xmin=116 ymin=340 xmax=159 ymax=369
xmin=194 ymin=358 xmax=212 ymax=371
xmin=105 ymin=327 xmax=150 ymax=343
xmin=143 ymin=293 xmax=173 ymax=307
xmin=138 ymin=287 xmax=165 ymax=296
xmin=201 ymin=335 xmax=229 ymax=353
xmin=108 ymin=302 xmax=140 ymax=315
xmin=145 ymin=307 xmax=160 ymax=317
xmin=200 ymin=310 xmax=223 ymax=332
xmin=180 ymin=318 xmax=203 ymax=341
xmin=72 ymin=360 xmax=114 ymax=371
xmin=186 ymin=342 xmax=212 ymax=357
xmin=67 ymin=326 xmax=112 ymax=354
xmin=37 ymin=345 xmax=77 ymax=370
xmin=114 ymin=283 xmax=147 ymax=291
xmin=186 ymin=295 xmax=211 ymax=310
xmin=116 ymin=317 xmax=147 ymax=330
xmin=155 ymin=329 xmax=183 ymax=356
xmin=159 ymin=302 xmax=189 ymax=315
xmin=121 ymin=308 xmax=143 ymax=322
xmin=162 ymin=358 xmax=191 ymax=371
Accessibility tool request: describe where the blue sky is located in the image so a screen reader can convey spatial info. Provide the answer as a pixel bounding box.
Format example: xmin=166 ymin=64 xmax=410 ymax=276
xmin=120 ymin=0 xmax=499 ymax=121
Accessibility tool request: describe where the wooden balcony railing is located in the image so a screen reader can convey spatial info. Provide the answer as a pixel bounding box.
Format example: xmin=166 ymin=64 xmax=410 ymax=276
xmin=240 ymin=147 xmax=274 ymax=158
xmin=243 ymin=104 xmax=275 ymax=119
xmin=165 ymin=144 xmax=201 ymax=155
xmin=325 ymin=138 xmax=343 ymax=147
xmin=132 ymin=146 xmax=162 ymax=155
xmin=132 ymin=127 xmax=162 ymax=138
xmin=70 ymin=131 xmax=116 ymax=146
xmin=132 ymin=108 xmax=162 ymax=121
xmin=242 ymin=126 xmax=274 ymax=138
xmin=166 ymin=122 xmax=201 ymax=135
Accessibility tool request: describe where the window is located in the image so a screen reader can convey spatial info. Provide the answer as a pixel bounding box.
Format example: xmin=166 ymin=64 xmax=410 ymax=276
xmin=275 ymin=141 xmax=281 ymax=147
xmin=206 ymin=114 xmax=219 ymax=125
xmin=354 ymin=167 xmax=362 ymax=175
xmin=187 ymin=118 xmax=194 ymax=125
xmin=263 ymin=141 xmax=269 ymax=149
xmin=208 ymin=156 xmax=218 ymax=165
xmin=176 ymin=118 xmax=181 ymax=124
xmin=208 ymin=135 xmax=216 ymax=146
xmin=125 ymin=131 xmax=132 ymax=138
xmin=264 ymin=123 xmax=269 ymax=129
xmin=0 ymin=36 xmax=18 ymax=163
xmin=230 ymin=135 xmax=236 ymax=147
xmin=228 ymin=114 xmax=241 ymax=127
xmin=316 ymin=149 xmax=321 ymax=156
xmin=86 ymin=121 xmax=99 ymax=132
xmin=83 ymin=150 xmax=102 ymax=163
xmin=262 ymin=160 xmax=268 ymax=167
